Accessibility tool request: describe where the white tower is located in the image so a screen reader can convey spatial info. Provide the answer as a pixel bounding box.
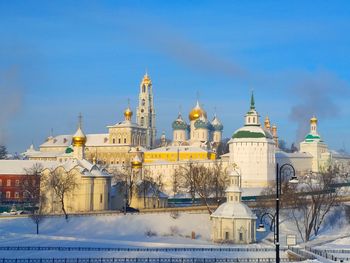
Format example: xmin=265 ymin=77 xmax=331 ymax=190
xmin=136 ymin=73 xmax=156 ymax=149
xmin=228 ymin=92 xmax=275 ymax=188
xmin=299 ymin=116 xmax=328 ymax=172
xmin=211 ymin=169 xmax=257 ymax=244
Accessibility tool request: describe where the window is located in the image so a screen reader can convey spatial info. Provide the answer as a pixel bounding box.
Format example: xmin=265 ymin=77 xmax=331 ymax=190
xmin=15 ymin=180 xmax=20 ymax=186
xmin=142 ymin=86 xmax=146 ymax=93
xmin=141 ymin=117 xmax=144 ymax=126
xmin=0 ymin=179 xmax=2 ymax=186
xmin=118 ymin=138 xmax=121 ymax=144
xmin=230 ymin=196 xmax=233 ymax=201
xmin=113 ymin=138 xmax=116 ymax=144
xmin=124 ymin=138 xmax=127 ymax=144
xmin=15 ymin=192 xmax=19 ymax=198
xmin=239 ymin=232 xmax=243 ymax=241
xmin=6 ymin=191 xmax=11 ymax=198
xmin=100 ymin=194 xmax=103 ymax=203
xmin=142 ymin=99 xmax=145 ymax=106
xmin=7 ymin=180 xmax=11 ymax=186
xmin=225 ymin=232 xmax=229 ymax=240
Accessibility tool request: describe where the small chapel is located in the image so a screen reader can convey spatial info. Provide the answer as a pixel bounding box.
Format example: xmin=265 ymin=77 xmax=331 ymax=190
xmin=211 ymin=168 xmax=257 ymax=244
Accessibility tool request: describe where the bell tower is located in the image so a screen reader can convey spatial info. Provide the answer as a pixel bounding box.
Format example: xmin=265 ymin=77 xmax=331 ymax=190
xmin=136 ymin=72 xmax=156 ymax=149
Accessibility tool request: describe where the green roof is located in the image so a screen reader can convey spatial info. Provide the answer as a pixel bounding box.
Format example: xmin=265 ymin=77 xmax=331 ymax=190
xmin=65 ymin=147 xmax=74 ymax=154
xmin=304 ymin=133 xmax=322 ymax=142
xmin=233 ymin=130 xmax=265 ymax=139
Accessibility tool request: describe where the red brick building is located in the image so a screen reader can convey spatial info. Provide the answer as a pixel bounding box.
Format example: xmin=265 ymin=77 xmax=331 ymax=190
xmin=0 ymin=160 xmax=41 ymax=203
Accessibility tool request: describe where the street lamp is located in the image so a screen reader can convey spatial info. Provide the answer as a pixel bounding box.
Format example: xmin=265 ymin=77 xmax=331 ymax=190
xmin=257 ymin=163 xmax=298 ymax=263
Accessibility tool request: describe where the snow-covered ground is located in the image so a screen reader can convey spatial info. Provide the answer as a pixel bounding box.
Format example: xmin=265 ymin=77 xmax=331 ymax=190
xmin=0 ymin=208 xmax=349 ymax=262
xmin=0 ymin=212 xmax=286 ymax=260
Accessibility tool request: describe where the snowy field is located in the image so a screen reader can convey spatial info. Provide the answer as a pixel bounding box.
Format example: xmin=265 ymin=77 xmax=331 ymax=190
xmin=0 ymin=212 xmax=288 ymax=260
xmin=1 ymin=209 xmax=349 ymax=262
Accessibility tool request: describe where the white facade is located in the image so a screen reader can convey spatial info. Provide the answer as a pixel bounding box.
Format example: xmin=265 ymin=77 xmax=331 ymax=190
xmin=211 ymin=170 xmax=257 ymax=244
xmin=228 ymin=93 xmax=275 ymax=188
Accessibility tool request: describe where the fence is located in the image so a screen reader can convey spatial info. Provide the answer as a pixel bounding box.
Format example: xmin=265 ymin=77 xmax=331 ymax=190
xmin=288 ymin=247 xmax=316 ymax=260
xmin=0 ymin=247 xmax=284 ymax=253
xmin=305 ymin=246 xmax=350 ymax=262
xmin=0 ymin=258 xmax=295 ymax=263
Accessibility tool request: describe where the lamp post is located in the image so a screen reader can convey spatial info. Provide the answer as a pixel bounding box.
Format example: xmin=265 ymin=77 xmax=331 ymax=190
xmin=257 ymin=163 xmax=298 ymax=263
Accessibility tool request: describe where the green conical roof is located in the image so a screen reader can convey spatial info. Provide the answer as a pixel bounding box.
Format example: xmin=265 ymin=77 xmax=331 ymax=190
xmin=250 ymin=91 xmax=255 ymax=110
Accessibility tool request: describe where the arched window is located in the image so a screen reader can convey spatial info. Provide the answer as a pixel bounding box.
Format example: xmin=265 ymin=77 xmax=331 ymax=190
xmin=142 ymin=99 xmax=145 ymax=106
xmin=141 ymin=117 xmax=144 ymax=126
xmin=142 ymin=85 xmax=146 ymax=93
xmin=124 ymin=138 xmax=127 ymax=144
xmin=112 ymin=138 xmax=116 ymax=144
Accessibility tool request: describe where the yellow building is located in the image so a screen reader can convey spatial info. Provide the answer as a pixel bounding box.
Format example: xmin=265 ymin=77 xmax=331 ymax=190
xmin=25 ymin=106 xmax=147 ymax=165
xmin=144 ymin=145 xmax=216 ymax=163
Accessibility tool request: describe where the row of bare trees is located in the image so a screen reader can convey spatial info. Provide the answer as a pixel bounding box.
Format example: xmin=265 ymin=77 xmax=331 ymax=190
xmin=109 ymin=159 xmax=228 ymax=213
xmin=172 ymin=160 xmax=228 ymax=214
xmin=257 ymin=164 xmax=348 ymax=242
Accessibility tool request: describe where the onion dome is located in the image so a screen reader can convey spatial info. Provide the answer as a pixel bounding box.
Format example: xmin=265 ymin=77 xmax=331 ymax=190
xmin=72 ymin=114 xmax=87 ymax=147
xmin=211 ymin=115 xmax=223 ymax=131
xmin=124 ymin=106 xmax=133 ymax=121
xmin=310 ymin=116 xmax=317 ymax=124
xmin=264 ymin=116 xmax=271 ymax=129
xmin=131 ymin=155 xmax=142 ymax=169
xmin=141 ymin=73 xmax=152 ymax=86
xmin=189 ymin=101 xmax=207 ymax=121
xmin=194 ymin=116 xmax=210 ymax=129
xmin=172 ymin=113 xmax=188 ymax=130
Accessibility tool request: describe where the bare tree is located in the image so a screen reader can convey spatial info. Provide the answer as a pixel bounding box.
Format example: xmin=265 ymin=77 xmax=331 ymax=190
xmin=211 ymin=160 xmax=228 ymax=206
xmin=23 ymin=163 xmax=44 ymax=209
xmin=192 ymin=165 xmax=214 ymax=214
xmin=177 ymin=161 xmax=228 ymax=211
xmin=179 ymin=161 xmax=197 ymax=204
xmin=287 ymin=165 xmax=341 ymax=242
xmin=22 ymin=163 xmax=47 ymax=234
xmin=110 ymin=161 xmax=137 ymax=211
xmin=171 ymin=168 xmax=182 ymax=198
xmin=45 ymin=169 xmax=78 ymax=220
xmin=146 ymin=172 xmax=164 ymax=208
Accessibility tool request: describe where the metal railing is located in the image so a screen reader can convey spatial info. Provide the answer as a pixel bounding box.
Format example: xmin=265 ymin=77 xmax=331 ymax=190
xmin=0 ymin=246 xmax=284 ymax=252
xmin=0 ymin=258 xmax=297 ymax=263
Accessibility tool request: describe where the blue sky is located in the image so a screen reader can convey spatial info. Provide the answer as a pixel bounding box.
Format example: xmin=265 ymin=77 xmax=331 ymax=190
xmin=1 ymin=1 xmax=350 ymax=153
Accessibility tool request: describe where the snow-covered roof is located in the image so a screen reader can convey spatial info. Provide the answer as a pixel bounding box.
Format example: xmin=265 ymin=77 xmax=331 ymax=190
xmin=0 ymin=160 xmax=58 ymax=174
xmin=211 ymin=203 xmax=257 ymax=219
xmin=275 ymin=151 xmax=313 ymax=159
xmin=40 ymin=134 xmax=110 ymax=148
xmin=107 ymin=120 xmax=145 ymax=129
xmin=0 ymin=159 xmax=111 ymax=178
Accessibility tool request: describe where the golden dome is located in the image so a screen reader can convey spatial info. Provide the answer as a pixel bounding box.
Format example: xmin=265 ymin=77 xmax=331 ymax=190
xmin=124 ymin=106 xmax=133 ymax=120
xmin=142 ymin=73 xmax=151 ymax=86
xmin=131 ymin=155 xmax=142 ymax=168
xmin=72 ymin=127 xmax=86 ymax=147
xmin=264 ymin=116 xmax=271 ymax=129
xmin=189 ymin=101 xmax=207 ymax=121
xmin=310 ymin=116 xmax=318 ymax=124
